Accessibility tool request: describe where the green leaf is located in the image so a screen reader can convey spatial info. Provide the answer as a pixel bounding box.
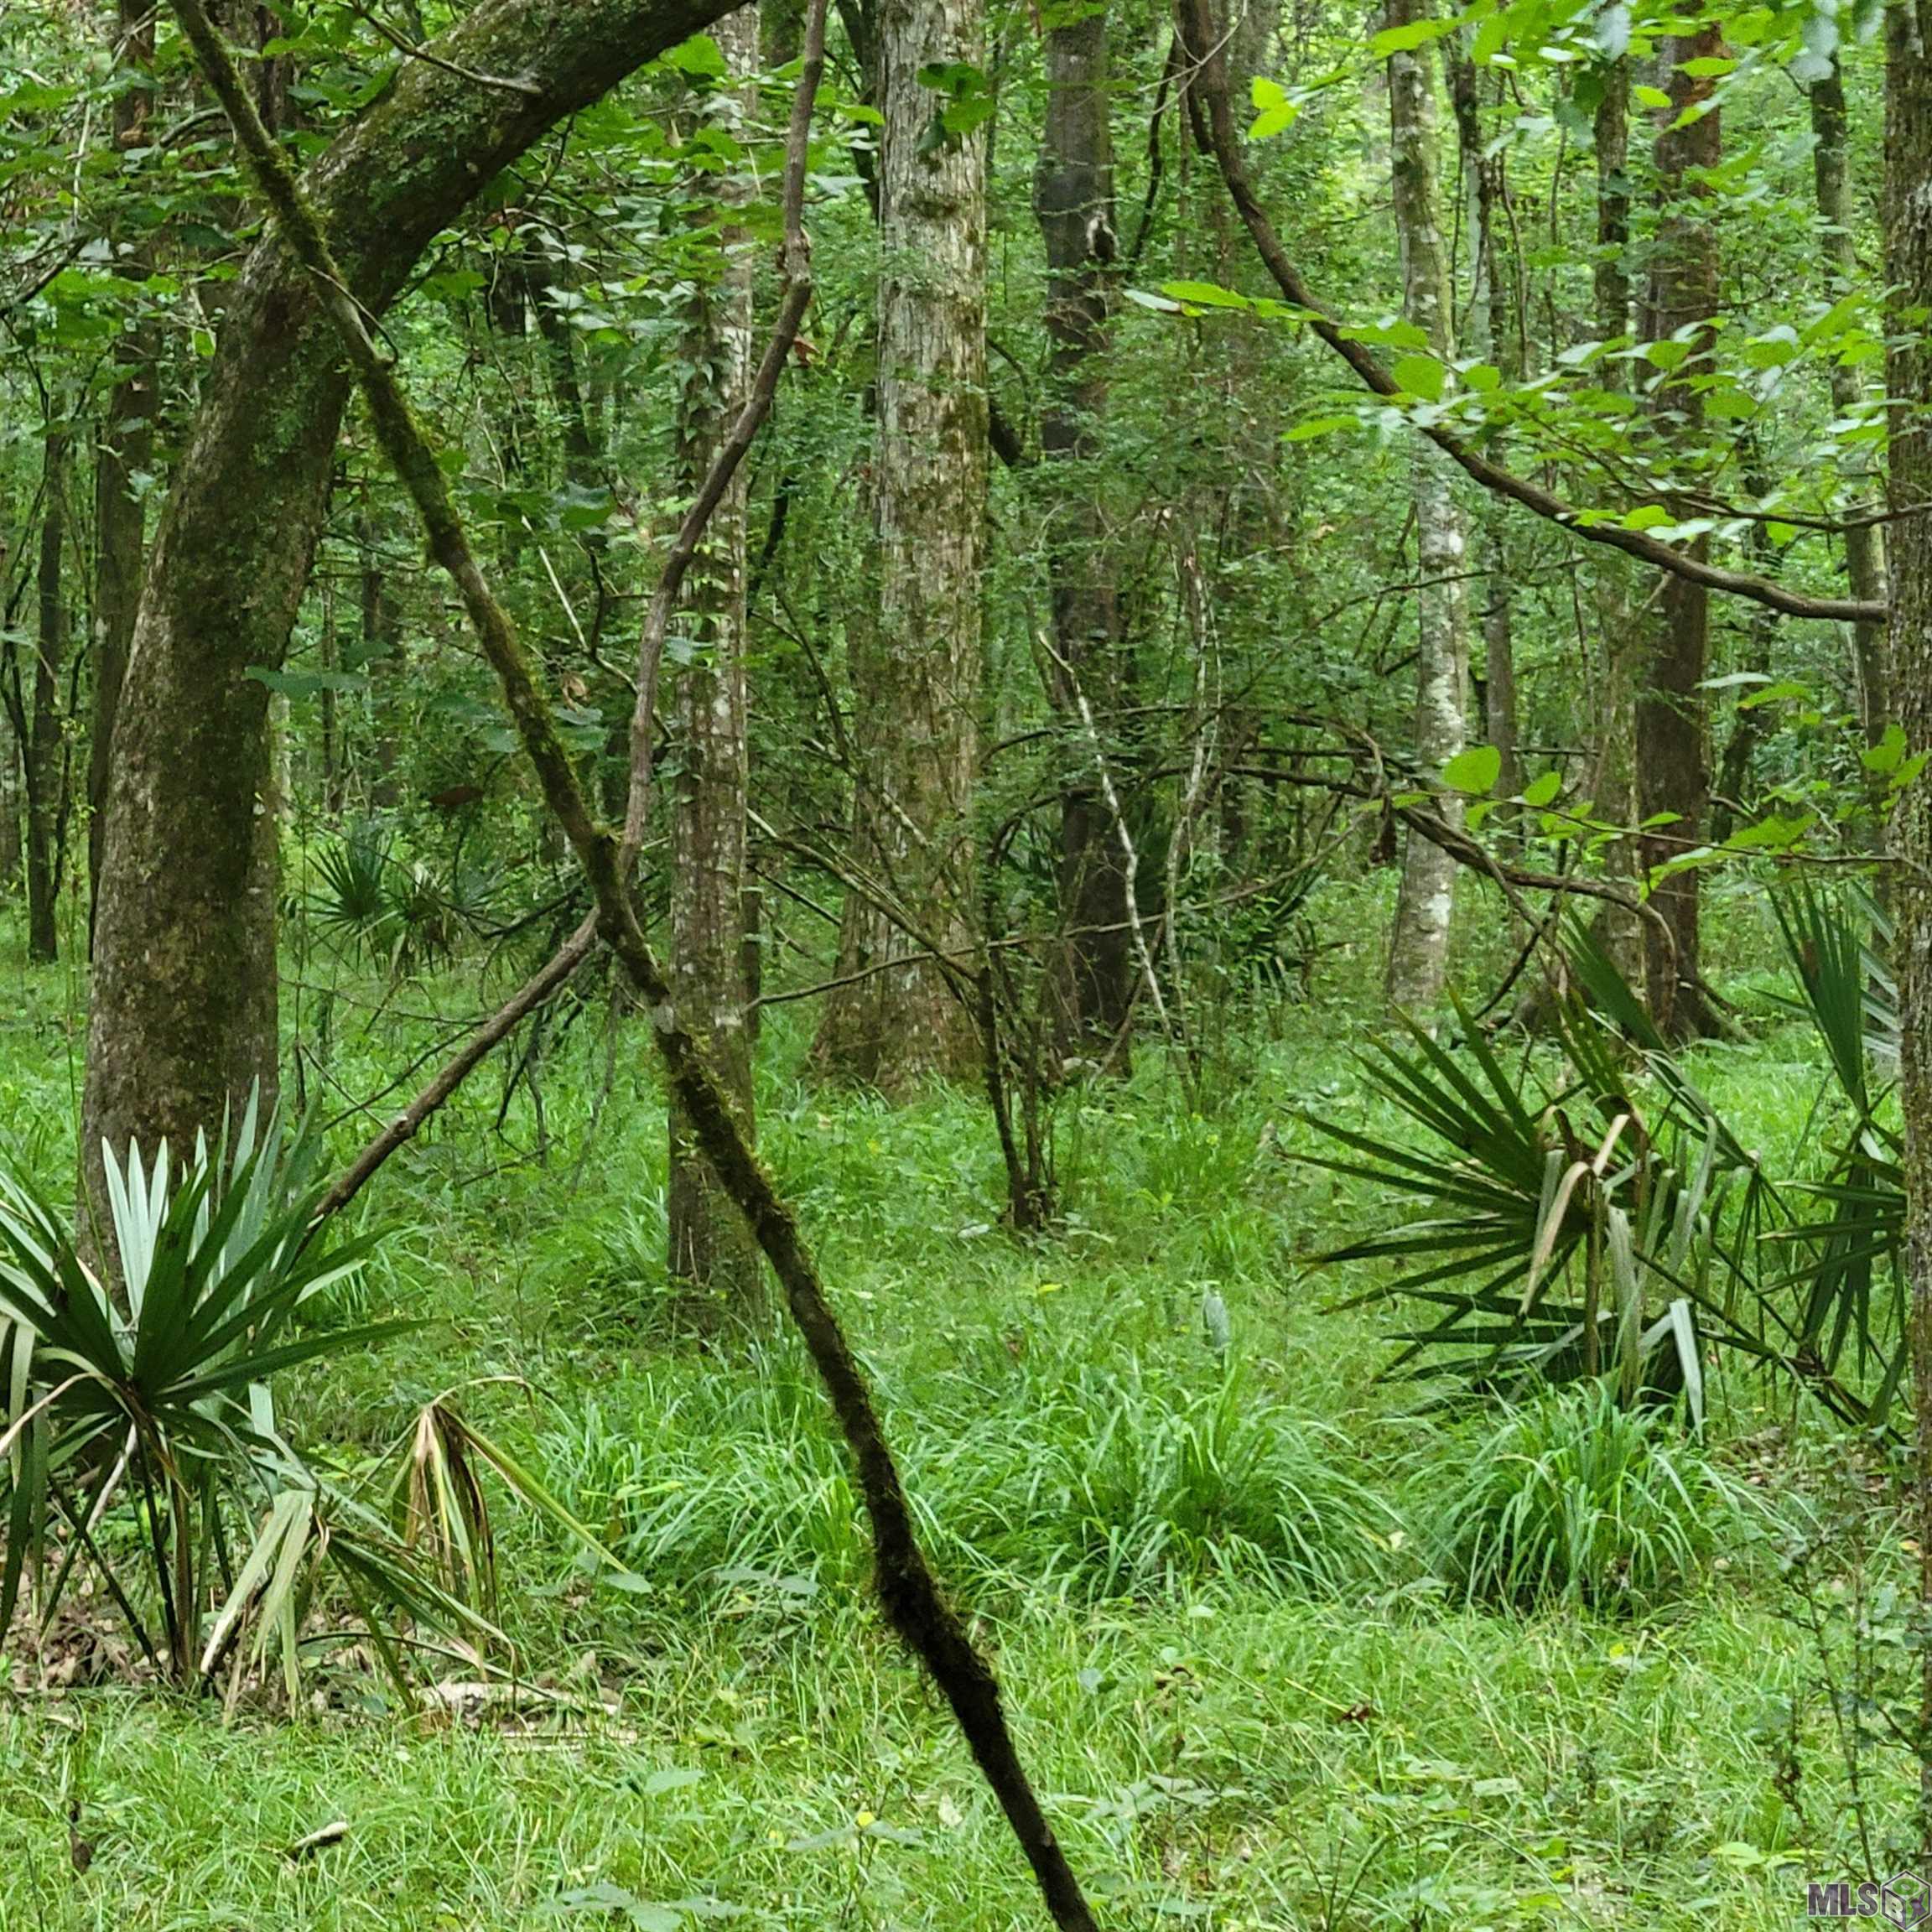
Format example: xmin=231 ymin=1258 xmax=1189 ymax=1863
xmin=1861 ymin=723 xmax=1909 ymax=774
xmin=1519 ymin=771 xmax=1562 ymax=808
xmin=246 ymin=667 xmax=372 ymax=699
xmin=1393 ymin=353 xmax=1446 ymax=401
xmin=1443 ymin=745 xmax=1503 ymax=796
xmin=1283 ymin=413 xmax=1358 ymax=442
xmin=1370 ymin=14 xmax=1460 ymax=57
xmin=660 ymin=34 xmax=725 ymax=77
xmin=1160 ymin=279 xmax=1252 ymax=310
xmin=1249 ymin=101 xmax=1301 ymax=138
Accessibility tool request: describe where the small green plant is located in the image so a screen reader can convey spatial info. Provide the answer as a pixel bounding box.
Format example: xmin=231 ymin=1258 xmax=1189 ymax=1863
xmin=309 ymin=828 xmax=480 ymax=975
xmin=1431 ymin=1383 xmax=1746 ymax=1610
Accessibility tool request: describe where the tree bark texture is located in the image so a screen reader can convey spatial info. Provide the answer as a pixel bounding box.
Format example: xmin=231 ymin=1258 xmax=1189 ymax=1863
xmin=1884 ymin=1 xmax=1932 ymax=1864
xmin=90 ymin=0 xmax=159 ymax=945
xmin=668 ymin=4 xmax=765 ymax=1322
xmin=1034 ymin=5 xmax=1133 ymax=1057
xmin=1448 ymin=54 xmax=1518 ymax=807
xmin=814 ymin=0 xmax=989 ymax=1088
xmin=28 ymin=430 xmax=69 ymax=965
xmin=1813 ymin=56 xmax=1890 ymax=747
xmin=83 ymin=0 xmax=733 ymax=1197
xmin=1382 ymin=0 xmax=1468 ymax=1014
xmin=1635 ymin=31 xmax=1721 ymax=1040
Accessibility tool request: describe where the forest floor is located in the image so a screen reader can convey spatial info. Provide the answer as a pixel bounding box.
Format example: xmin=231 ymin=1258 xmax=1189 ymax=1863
xmin=0 ymin=888 xmax=1905 ymax=1929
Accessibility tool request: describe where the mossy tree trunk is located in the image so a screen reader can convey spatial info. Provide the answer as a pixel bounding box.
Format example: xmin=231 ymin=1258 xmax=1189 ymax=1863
xmin=813 ymin=0 xmax=989 ymax=1089
xmin=81 ymin=0 xmax=734 ymax=1202
xmin=1885 ymin=0 xmax=1932 ymax=1864
xmin=89 ymin=0 xmax=158 ymax=948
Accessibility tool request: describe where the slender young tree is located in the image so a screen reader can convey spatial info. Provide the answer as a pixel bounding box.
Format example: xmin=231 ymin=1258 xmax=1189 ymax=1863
xmin=1382 ymin=0 xmax=1469 ymax=1014
xmin=1448 ymin=50 xmax=1518 ymax=804
xmin=1635 ymin=30 xmax=1722 ymax=1039
xmin=1811 ymin=53 xmax=1888 ymax=749
xmin=667 ymin=4 xmax=764 ymax=1321
xmin=26 ymin=427 xmax=68 ymax=964
xmin=813 ymin=0 xmax=989 ymax=1088
xmin=1887 ymin=0 xmax=1932 ymax=1864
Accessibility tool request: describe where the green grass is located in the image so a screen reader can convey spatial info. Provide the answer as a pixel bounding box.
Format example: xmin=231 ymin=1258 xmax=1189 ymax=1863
xmin=0 ymin=909 xmax=1918 ymax=1927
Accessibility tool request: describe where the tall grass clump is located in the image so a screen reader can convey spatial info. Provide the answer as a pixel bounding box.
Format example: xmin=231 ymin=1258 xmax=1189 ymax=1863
xmin=1431 ymin=1383 xmax=1747 ymax=1611
xmin=540 ymin=1353 xmax=1389 ymax=1608
xmin=921 ymin=1363 xmax=1391 ymax=1599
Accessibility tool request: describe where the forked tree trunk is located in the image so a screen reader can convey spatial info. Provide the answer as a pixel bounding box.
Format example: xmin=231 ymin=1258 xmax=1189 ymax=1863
xmin=1885 ymin=0 xmax=1932 ymax=1864
xmin=667 ymin=5 xmax=764 ymax=1323
xmin=1635 ymin=31 xmax=1722 ymax=1040
xmin=83 ymin=0 xmax=734 ymax=1206
xmin=813 ymin=0 xmax=988 ymax=1088
xmin=1382 ymin=0 xmax=1468 ymax=1014
xmin=1812 ymin=55 xmax=1889 ymax=748
xmin=1034 ymin=3 xmax=1134 ymax=1060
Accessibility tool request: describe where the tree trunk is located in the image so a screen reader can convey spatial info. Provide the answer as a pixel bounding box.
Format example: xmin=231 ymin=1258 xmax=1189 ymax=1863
xmin=1034 ymin=4 xmax=1133 ymax=1060
xmin=90 ymin=0 xmax=158 ymax=947
xmin=1634 ymin=31 xmax=1722 ymax=1040
xmin=1448 ymin=53 xmax=1518 ymax=806
xmin=1382 ymin=0 xmax=1468 ymax=1014
xmin=1588 ymin=55 xmax=1647 ymax=990
xmin=83 ymin=0 xmax=739 ymax=1202
xmin=813 ymin=0 xmax=988 ymax=1088
xmin=667 ymin=4 xmax=765 ymax=1324
xmin=1813 ymin=56 xmax=1889 ymax=747
xmin=1884 ymin=0 xmax=1932 ymax=1862
xmin=28 ymin=430 xmax=69 ymax=966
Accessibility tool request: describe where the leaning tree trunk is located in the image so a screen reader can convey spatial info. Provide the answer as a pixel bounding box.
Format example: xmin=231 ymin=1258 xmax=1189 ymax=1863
xmin=813 ymin=0 xmax=989 ymax=1089
xmin=1814 ymin=55 xmax=1889 ymax=750
xmin=1382 ymin=0 xmax=1469 ymax=1014
xmin=667 ymin=4 xmax=765 ymax=1324
xmin=1634 ymin=31 xmax=1722 ymax=1040
xmin=1886 ymin=0 xmax=1932 ymax=1866
xmin=1034 ymin=3 xmax=1134 ymax=1061
xmin=28 ymin=429 xmax=69 ymax=966
xmin=82 ymin=0 xmax=734 ymax=1206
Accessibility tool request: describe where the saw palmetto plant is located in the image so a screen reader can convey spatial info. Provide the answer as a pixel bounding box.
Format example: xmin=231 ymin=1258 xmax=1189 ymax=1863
xmin=1300 ymin=891 xmax=1908 ymax=1432
xmin=0 ymin=1104 xmax=617 ymax=1699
